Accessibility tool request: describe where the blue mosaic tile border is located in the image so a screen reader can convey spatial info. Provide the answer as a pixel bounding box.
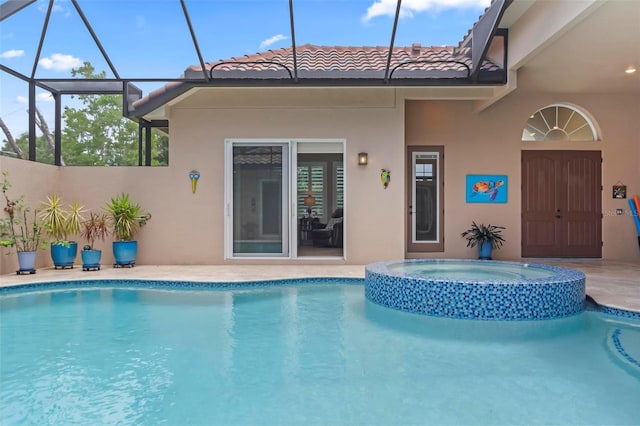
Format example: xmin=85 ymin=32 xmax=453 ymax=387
xmin=598 ymin=305 xmax=640 ymax=320
xmin=365 ymin=259 xmax=586 ymax=321
xmin=610 ymin=328 xmax=640 ymax=369
xmin=0 ymin=277 xmax=364 ymax=296
xmin=1 ymin=269 xmax=636 ymax=321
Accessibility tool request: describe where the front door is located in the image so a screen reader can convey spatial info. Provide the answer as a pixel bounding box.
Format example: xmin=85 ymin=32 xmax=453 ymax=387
xmin=521 ymin=150 xmax=601 ymax=257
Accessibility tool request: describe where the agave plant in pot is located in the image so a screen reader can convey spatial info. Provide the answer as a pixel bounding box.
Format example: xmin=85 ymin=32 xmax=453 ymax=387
xmin=80 ymin=212 xmax=110 ymax=271
xmin=461 ymin=221 xmax=506 ymax=260
xmin=1 ymin=172 xmax=47 ymax=273
xmin=104 ymin=193 xmax=151 ymax=267
xmin=39 ymin=194 xmax=86 ymax=269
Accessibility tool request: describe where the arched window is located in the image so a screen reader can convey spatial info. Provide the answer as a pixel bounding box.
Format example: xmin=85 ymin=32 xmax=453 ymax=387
xmin=522 ymin=104 xmax=598 ymax=141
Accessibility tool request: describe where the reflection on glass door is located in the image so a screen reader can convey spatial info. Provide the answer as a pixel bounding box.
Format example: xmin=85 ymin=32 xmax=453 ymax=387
xmin=406 ymin=146 xmax=444 ymax=253
xmin=295 ymin=145 xmax=344 ymax=258
xmin=231 ymin=143 xmax=289 ymax=256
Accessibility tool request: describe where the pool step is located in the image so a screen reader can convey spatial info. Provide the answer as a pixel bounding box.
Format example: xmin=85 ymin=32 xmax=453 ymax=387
xmin=607 ymin=327 xmax=640 ymax=372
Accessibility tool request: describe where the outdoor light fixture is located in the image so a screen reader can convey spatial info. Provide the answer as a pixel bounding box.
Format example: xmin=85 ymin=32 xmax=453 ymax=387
xmin=358 ymin=152 xmax=368 ymax=166
xmin=625 ymin=65 xmax=637 ymax=74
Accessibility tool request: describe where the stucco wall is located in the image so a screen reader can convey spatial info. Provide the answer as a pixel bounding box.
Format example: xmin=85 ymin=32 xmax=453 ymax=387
xmin=0 ymin=157 xmax=59 ymax=273
xmin=168 ymin=88 xmax=406 ymax=265
xmin=1 ymin=87 xmax=638 ymax=275
xmin=1 ymin=156 xmax=175 ymax=274
xmin=406 ymin=92 xmax=640 ymax=260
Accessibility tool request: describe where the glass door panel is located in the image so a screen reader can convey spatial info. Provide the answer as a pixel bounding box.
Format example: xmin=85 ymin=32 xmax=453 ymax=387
xmin=406 ymin=146 xmax=444 ymax=253
xmin=414 ymin=156 xmax=437 ymax=242
xmin=232 ymin=144 xmax=288 ymax=256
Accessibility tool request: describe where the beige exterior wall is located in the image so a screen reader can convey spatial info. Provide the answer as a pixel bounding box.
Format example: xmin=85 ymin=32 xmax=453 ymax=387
xmin=1 ymin=87 xmax=638 ymax=275
xmin=0 ymin=158 xmax=58 ymax=273
xmin=169 ymin=88 xmax=406 ymax=265
xmin=406 ymin=92 xmax=640 ymax=261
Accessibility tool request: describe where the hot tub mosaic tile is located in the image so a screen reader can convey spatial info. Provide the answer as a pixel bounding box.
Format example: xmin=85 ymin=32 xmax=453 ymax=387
xmin=365 ymin=259 xmax=586 ymax=321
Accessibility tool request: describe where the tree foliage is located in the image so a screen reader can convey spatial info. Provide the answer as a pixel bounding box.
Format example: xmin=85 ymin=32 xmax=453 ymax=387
xmin=1 ymin=62 xmax=168 ymax=167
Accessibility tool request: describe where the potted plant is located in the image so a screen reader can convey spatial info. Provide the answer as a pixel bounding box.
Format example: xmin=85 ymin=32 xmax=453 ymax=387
xmin=80 ymin=211 xmax=110 ymax=271
xmin=104 ymin=193 xmax=151 ymax=267
xmin=39 ymin=194 xmax=86 ymax=269
xmin=0 ymin=172 xmax=47 ymax=273
xmin=461 ymin=221 xmax=506 ymax=260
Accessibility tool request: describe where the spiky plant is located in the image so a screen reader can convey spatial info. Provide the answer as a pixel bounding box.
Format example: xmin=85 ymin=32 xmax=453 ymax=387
xmin=80 ymin=212 xmax=110 ymax=250
xmin=461 ymin=221 xmax=506 ymax=249
xmin=104 ymin=193 xmax=151 ymax=241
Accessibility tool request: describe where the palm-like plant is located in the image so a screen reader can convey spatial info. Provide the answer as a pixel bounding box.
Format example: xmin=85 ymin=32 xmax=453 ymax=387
xmin=39 ymin=195 xmax=86 ymax=244
xmin=104 ymin=193 xmax=151 ymax=241
xmin=461 ymin=221 xmax=506 ymax=249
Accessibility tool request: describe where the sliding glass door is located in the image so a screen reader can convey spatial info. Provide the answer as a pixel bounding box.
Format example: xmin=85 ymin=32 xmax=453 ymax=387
xmin=225 ymin=139 xmax=344 ymax=259
xmin=228 ymin=142 xmax=289 ymax=257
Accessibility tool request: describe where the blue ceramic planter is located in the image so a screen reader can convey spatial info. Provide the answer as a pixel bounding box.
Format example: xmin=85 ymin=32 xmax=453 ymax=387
xmin=17 ymin=251 xmax=36 ymax=272
xmin=81 ymin=249 xmax=102 ymax=270
xmin=51 ymin=242 xmax=78 ymax=268
xmin=113 ymin=241 xmax=137 ymax=266
xmin=478 ymin=241 xmax=493 ymax=260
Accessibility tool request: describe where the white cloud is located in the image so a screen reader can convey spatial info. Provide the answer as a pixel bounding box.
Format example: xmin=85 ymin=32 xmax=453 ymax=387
xmin=37 ymin=93 xmax=54 ymax=102
xmin=37 ymin=0 xmax=68 ymax=14
xmin=363 ymin=0 xmax=491 ymax=22
xmin=14 ymin=94 xmax=53 ymax=103
xmin=39 ymin=53 xmax=82 ymax=71
xmin=0 ymin=49 xmax=25 ymax=59
xmin=259 ymin=34 xmax=288 ymax=50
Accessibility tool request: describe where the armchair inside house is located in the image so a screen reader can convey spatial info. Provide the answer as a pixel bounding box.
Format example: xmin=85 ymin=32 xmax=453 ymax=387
xmin=311 ymin=208 xmax=343 ymax=248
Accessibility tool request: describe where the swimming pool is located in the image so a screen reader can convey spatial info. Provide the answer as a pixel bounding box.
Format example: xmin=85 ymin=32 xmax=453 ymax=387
xmin=1 ymin=280 xmax=639 ymax=425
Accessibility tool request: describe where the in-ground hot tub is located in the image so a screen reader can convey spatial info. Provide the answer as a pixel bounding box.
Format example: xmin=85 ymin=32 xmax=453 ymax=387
xmin=365 ymin=259 xmax=586 ymax=320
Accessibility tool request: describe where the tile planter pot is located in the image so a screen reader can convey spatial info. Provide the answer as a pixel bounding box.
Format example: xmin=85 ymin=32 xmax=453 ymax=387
xmin=112 ymin=241 xmax=137 ymax=267
xmin=17 ymin=251 xmax=37 ymax=273
xmin=50 ymin=242 xmax=78 ymax=269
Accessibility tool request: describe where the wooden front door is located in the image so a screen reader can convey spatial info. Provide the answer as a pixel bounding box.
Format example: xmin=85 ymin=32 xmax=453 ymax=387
xmin=521 ymin=150 xmax=602 ymax=258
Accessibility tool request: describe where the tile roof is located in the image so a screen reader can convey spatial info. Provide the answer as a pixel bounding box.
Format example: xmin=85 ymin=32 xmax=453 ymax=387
xmin=131 ymin=44 xmax=503 ymax=115
xmin=186 ymin=44 xmax=499 ymax=80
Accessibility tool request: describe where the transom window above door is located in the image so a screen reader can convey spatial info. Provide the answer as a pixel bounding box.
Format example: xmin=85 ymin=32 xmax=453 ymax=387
xmin=522 ymin=104 xmax=599 ymax=141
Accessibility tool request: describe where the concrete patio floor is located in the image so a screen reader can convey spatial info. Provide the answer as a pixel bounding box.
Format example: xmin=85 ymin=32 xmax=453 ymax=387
xmin=1 ymin=260 xmax=638 ymax=313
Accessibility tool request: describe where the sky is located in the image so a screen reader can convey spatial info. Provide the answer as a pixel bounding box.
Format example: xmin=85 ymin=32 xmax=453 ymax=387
xmin=0 ymin=0 xmax=491 ymax=137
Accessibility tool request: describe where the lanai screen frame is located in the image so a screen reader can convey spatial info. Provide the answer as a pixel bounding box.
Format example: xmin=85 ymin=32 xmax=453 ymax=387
xmin=0 ymin=0 xmax=512 ymax=166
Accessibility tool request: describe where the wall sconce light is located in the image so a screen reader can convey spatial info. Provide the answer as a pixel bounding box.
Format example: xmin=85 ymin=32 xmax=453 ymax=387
xmin=358 ymin=152 xmax=368 ymax=166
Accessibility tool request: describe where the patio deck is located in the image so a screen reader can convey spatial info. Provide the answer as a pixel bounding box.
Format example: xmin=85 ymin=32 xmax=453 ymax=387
xmin=0 ymin=260 xmax=638 ymax=313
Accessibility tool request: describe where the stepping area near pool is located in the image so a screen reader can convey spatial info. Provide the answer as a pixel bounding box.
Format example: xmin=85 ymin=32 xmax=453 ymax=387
xmin=0 ymin=259 xmax=638 ymax=314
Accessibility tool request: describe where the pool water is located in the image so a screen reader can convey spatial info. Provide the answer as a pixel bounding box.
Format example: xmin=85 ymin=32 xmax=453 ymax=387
xmin=1 ymin=283 xmax=639 ymax=425
xmin=388 ymin=260 xmax=555 ymax=280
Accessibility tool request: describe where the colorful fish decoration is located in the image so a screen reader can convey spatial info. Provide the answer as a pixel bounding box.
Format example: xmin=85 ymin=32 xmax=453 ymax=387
xmin=381 ymin=169 xmax=391 ymax=189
